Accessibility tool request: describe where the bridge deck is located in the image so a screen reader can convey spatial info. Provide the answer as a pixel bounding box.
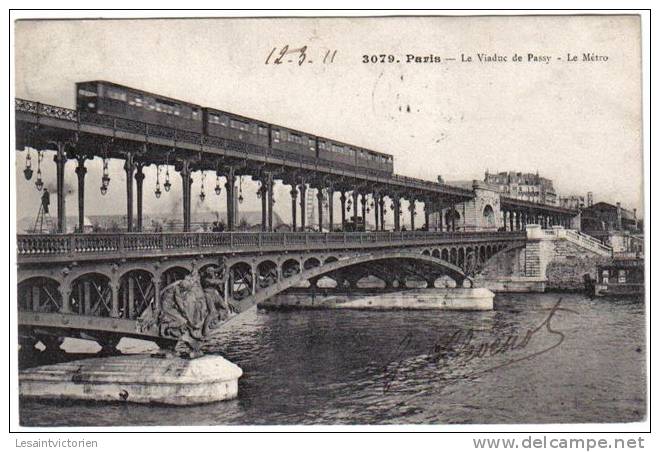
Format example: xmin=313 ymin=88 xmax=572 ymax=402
xmin=17 ymin=231 xmax=527 ymax=264
xmin=15 ymin=99 xmax=474 ymax=201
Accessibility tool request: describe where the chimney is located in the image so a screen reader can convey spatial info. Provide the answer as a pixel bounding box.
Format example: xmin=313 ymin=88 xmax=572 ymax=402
xmin=616 ymin=202 xmax=622 ymax=230
xmin=587 ymin=192 xmax=593 ymax=207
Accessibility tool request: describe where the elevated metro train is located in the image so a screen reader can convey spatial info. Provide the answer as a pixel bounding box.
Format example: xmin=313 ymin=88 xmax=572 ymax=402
xmin=76 ymin=80 xmax=395 ymax=176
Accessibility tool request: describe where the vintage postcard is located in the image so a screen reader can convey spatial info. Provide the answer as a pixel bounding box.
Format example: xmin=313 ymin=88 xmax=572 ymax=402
xmin=10 ymin=11 xmax=648 ymax=438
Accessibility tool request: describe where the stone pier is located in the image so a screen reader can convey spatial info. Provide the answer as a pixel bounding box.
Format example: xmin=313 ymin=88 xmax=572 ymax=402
xmin=20 ymin=354 xmax=243 ymax=406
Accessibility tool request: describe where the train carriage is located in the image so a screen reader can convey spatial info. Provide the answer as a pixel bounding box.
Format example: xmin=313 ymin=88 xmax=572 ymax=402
xmin=270 ymin=125 xmax=317 ymax=162
xmin=317 ymin=138 xmax=357 ymax=171
xmin=203 ymin=108 xmax=270 ymax=150
xmin=74 ymin=80 xmax=395 ymax=178
xmin=76 ymin=81 xmax=203 ymax=133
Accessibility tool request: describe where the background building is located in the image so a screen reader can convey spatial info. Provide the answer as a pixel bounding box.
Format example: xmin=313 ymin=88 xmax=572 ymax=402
xmin=484 ymin=170 xmax=557 ymax=205
xmin=559 ymin=195 xmax=585 ymax=210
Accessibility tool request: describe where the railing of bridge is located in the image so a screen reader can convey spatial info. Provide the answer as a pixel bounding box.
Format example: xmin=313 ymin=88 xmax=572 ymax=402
xmin=17 ymin=231 xmax=526 ymax=259
xmin=16 ymin=99 xmax=474 ymax=198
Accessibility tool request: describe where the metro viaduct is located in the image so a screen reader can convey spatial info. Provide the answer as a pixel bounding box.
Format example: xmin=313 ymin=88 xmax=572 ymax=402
xmin=16 ymin=99 xmax=577 ymax=235
xmin=14 ymin=98 xmax=574 ymax=349
xmin=17 ymin=230 xmax=525 ymax=349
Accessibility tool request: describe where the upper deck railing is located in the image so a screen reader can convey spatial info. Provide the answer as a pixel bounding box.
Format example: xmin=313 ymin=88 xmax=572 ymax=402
xmin=16 ymin=230 xmax=526 ymax=262
xmin=15 ymin=98 xmax=474 ymax=199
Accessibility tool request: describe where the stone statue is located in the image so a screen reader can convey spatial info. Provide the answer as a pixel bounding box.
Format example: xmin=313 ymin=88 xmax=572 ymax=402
xmin=138 ymin=264 xmax=233 ymax=358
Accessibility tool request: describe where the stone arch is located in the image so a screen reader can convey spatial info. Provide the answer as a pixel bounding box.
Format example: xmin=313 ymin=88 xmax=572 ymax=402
xmin=422 ymin=249 xmax=431 ymax=256
xmin=70 ymin=272 xmax=113 ymax=318
xmin=118 ymin=269 xmax=156 ymax=320
xmin=431 ymin=249 xmax=440 ymax=258
xmin=17 ymin=276 xmax=62 ymax=313
xmin=324 ymin=256 xmax=339 ymax=265
xmin=483 ymin=204 xmax=496 ymax=227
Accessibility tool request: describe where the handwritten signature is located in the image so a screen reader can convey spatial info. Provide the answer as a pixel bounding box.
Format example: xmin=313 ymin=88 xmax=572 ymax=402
xmin=381 ymin=298 xmax=578 ymax=393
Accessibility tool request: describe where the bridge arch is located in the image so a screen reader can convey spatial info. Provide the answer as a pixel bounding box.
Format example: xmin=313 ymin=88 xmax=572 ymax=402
xmin=281 ymin=258 xmax=301 ymax=278
xmin=246 ymin=250 xmax=470 ymax=306
xmin=118 ymin=269 xmax=155 ymax=320
xmin=257 ymin=260 xmax=278 ymax=289
xmin=18 ymin=276 xmax=62 ymax=313
xmin=160 ymin=265 xmax=191 ymax=286
xmin=483 ymin=204 xmax=496 ymax=227
xmin=303 ymin=257 xmax=321 ymax=270
xmin=69 ymin=272 xmax=113 ymax=317
xmin=228 ymin=261 xmax=253 ymax=301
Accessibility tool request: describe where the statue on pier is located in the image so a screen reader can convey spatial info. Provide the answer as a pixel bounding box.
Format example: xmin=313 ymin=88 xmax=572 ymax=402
xmin=138 ymin=263 xmax=233 ymax=358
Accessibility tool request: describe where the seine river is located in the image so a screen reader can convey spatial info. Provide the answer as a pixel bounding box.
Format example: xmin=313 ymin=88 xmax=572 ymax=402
xmin=19 ymin=293 xmax=646 ymax=426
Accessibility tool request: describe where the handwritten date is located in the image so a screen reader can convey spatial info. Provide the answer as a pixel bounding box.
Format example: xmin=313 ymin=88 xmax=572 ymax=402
xmin=265 ymin=45 xmax=338 ymax=66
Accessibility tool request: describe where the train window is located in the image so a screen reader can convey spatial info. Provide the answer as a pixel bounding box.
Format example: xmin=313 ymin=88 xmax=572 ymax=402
xmin=106 ymin=88 xmax=127 ymax=102
xmin=258 ymin=126 xmax=268 ymax=136
xmin=209 ymin=114 xmax=220 ymax=124
xmin=191 ymin=109 xmax=201 ymax=121
xmin=128 ymin=94 xmax=143 ymax=107
xmin=290 ymin=134 xmax=302 ymax=144
xmin=273 ymin=130 xmax=280 ymax=143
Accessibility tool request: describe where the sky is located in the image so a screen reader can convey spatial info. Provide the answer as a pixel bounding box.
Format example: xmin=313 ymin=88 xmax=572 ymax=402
xmin=14 ymin=16 xmax=643 ymax=225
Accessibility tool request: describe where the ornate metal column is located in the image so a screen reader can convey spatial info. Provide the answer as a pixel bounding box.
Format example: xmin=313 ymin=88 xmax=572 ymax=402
xmin=361 ymin=193 xmax=366 ymax=229
xmin=260 ymin=183 xmax=267 ymax=232
xmin=328 ymin=187 xmax=334 ymax=232
xmin=290 ymin=185 xmax=298 ymax=231
xmin=317 ymin=189 xmax=324 ymax=232
xmin=340 ymin=191 xmax=346 ymax=230
xmin=299 ymin=182 xmax=307 ymax=231
xmin=225 ymin=167 xmax=235 ymax=231
xmin=379 ymin=196 xmax=385 ymax=231
xmin=267 ymin=174 xmax=274 ymax=232
xmin=134 ymin=163 xmax=145 ymax=232
xmin=373 ymin=193 xmax=380 ymax=231
xmin=179 ymin=160 xmax=191 ymax=232
xmin=424 ymin=200 xmax=430 ymax=231
xmin=352 ymin=190 xmax=359 ymax=225
xmin=124 ymin=153 xmax=135 ymax=232
xmin=54 ymin=143 xmax=67 ymax=233
xmin=393 ymin=197 xmax=401 ymax=231
xmin=409 ymin=199 xmax=416 ymax=231
xmin=74 ymin=156 xmax=87 ymax=233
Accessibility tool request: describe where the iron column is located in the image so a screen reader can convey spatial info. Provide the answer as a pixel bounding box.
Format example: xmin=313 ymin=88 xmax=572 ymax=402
xmin=124 ymin=153 xmax=134 ymax=232
xmin=54 ymin=143 xmax=67 ymax=233
xmin=340 ymin=191 xmax=346 ymax=230
xmin=290 ymin=186 xmax=298 ymax=231
xmin=299 ymin=182 xmax=307 ymax=231
xmin=225 ymin=167 xmax=235 ymax=231
xmin=74 ymin=157 xmax=87 ymax=233
xmin=134 ymin=163 xmax=145 ymax=232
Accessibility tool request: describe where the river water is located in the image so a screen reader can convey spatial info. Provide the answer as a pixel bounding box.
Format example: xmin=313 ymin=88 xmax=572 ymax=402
xmin=19 ymin=292 xmax=646 ymax=426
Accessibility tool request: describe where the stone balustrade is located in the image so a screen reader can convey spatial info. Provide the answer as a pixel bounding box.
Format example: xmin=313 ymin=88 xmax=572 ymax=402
xmin=17 ymin=230 xmax=525 ymax=262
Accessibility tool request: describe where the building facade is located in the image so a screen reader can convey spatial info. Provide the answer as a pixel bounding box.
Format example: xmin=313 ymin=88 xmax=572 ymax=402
xmin=484 ymin=170 xmax=558 ymax=205
xmin=559 ymin=195 xmax=585 ymax=210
